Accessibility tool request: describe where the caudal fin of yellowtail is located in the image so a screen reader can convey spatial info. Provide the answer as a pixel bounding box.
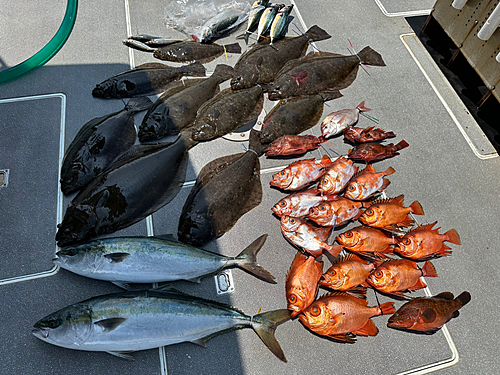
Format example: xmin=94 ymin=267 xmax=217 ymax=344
xmin=252 ymin=309 xmax=291 ymax=362
xmin=236 ymin=234 xmax=276 ymax=283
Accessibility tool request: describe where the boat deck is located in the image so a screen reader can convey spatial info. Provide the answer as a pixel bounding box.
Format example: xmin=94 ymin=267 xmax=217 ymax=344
xmin=1 ymin=0 xmax=499 ymax=374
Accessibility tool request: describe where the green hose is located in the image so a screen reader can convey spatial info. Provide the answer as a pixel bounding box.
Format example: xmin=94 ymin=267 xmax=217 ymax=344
xmin=0 ymin=0 xmax=78 ymax=84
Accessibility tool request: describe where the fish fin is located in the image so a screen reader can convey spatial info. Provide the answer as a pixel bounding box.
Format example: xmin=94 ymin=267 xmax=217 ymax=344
xmin=445 ymin=228 xmax=461 ymax=245
xmin=111 ymin=281 xmax=133 ymax=290
xmin=329 ymin=334 xmax=356 ymax=343
xmin=409 ymin=201 xmax=424 ymax=215
xmin=133 ymin=62 xmax=170 ymax=70
xmin=421 ymin=261 xmax=438 ymax=277
xmin=437 ymin=246 xmax=453 ymax=257
xmin=104 ymin=253 xmax=130 ymax=263
xmin=345 ymin=286 xmax=367 ymax=299
xmin=95 ymin=318 xmax=127 ymax=332
xmin=222 ymin=42 xmax=242 ymax=54
xmin=321 ymin=154 xmax=333 ymax=167
xmin=183 ymin=61 xmax=206 ymax=77
xmin=456 ymin=291 xmax=471 ymax=306
xmin=436 ymin=292 xmax=455 ymax=300
xmin=325 ymin=244 xmax=343 ymax=257
xmin=379 ymin=301 xmax=396 ymax=315
xmin=185 ymin=277 xmax=203 ymax=283
xmin=352 ymin=319 xmax=378 ymax=336
xmin=125 ymin=96 xmax=153 ymax=113
xmin=252 ymin=309 xmax=292 ymax=363
xmin=236 ymin=234 xmax=276 ymax=283
xmin=451 ymin=310 xmax=460 ymax=319
xmin=320 ymin=90 xmax=343 ymax=102
xmin=212 ymin=64 xmax=235 ymax=82
xmin=409 ymin=278 xmax=427 ymax=291
xmin=380 ymin=178 xmax=391 ymax=192
xmin=357 ymin=46 xmax=386 ymax=66
xmin=384 ymin=166 xmax=396 ymax=176
xmin=394 ymin=139 xmax=409 ymax=151
xmin=356 ymin=101 xmax=371 ymax=112
xmin=338 ymin=114 xmax=349 ymax=126
xmin=388 ymin=291 xmax=408 ymax=298
xmin=191 ymin=337 xmax=208 ymax=347
xmin=107 ymin=351 xmax=135 ymax=360
xmin=418 ymin=308 xmax=437 ymax=323
xmin=304 ymin=25 xmax=331 ymax=42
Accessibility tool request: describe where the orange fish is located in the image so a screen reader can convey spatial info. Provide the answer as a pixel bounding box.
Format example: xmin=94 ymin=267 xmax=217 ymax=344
xmin=336 ymin=225 xmax=397 ymax=259
xmin=388 ymin=291 xmax=471 ymax=334
xmin=286 ymin=252 xmax=323 ymax=317
xmin=366 ymin=259 xmax=437 ymax=298
xmin=280 ymin=216 xmax=342 ymax=257
xmin=359 ymin=195 xmax=424 ymax=232
xmin=272 ymin=188 xmax=336 ymax=217
xmin=265 ymin=135 xmax=323 ymax=157
xmin=344 ymin=126 xmax=396 ymax=143
xmin=317 ymin=156 xmax=358 ymax=195
xmin=347 ymin=140 xmax=409 ymax=162
xmin=395 ymin=221 xmax=461 ymax=261
xmin=299 ymin=291 xmax=395 ymax=342
xmin=320 ymin=254 xmax=379 ymax=291
xmin=270 ymin=155 xmax=333 ymax=191
xmin=308 ymin=197 xmax=364 ymax=227
xmin=343 ymin=165 xmax=395 ymax=201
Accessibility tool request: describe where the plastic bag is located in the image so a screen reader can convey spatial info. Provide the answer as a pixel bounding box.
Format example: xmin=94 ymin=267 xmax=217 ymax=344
xmin=165 ymin=0 xmax=250 ymax=42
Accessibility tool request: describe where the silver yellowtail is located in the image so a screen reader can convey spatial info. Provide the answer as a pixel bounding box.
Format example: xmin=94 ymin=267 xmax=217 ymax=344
xmin=32 ymin=289 xmax=291 ymax=361
xmin=54 ymin=234 xmax=275 ymax=287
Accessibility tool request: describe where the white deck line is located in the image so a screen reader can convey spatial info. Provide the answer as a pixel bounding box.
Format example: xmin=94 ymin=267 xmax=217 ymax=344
xmin=0 ymin=93 xmax=66 ymax=286
xmin=401 ymin=33 xmax=498 ymax=160
xmin=124 ymin=1 xmax=168 ymax=373
xmin=374 ymin=0 xmax=433 ymax=17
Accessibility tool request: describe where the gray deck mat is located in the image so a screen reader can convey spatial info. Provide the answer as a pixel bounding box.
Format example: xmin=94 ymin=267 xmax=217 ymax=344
xmin=1 ymin=0 xmax=499 ymax=374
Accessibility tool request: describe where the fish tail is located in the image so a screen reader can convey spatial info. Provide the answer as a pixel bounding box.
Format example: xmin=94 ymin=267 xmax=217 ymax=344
xmin=357 ymin=46 xmax=386 ymax=67
xmin=325 ymin=244 xmax=343 ymax=257
xmin=248 ymin=128 xmax=267 ymax=156
xmin=212 ymin=64 xmax=235 ymax=82
xmin=386 ymin=131 xmax=397 ymax=138
xmin=378 ymin=302 xmax=396 ymax=315
xmin=384 ymin=166 xmax=396 ymax=176
xmin=223 ymin=42 xmax=242 ymax=54
xmin=304 ymin=25 xmax=332 ymax=42
xmin=251 ymin=309 xmax=291 ymax=362
xmin=421 ymin=260 xmax=438 ymax=277
xmin=236 ymin=234 xmax=276 ymax=283
xmin=183 ymin=61 xmax=206 ymax=77
xmin=409 ymin=200 xmax=424 ymax=215
xmin=125 ymin=96 xmax=154 ymax=113
xmin=356 ymin=101 xmax=371 ymax=112
xmin=394 ymin=139 xmax=409 ymax=151
xmin=445 ymin=228 xmax=461 ymax=245
xmin=456 ymin=291 xmax=471 ymax=307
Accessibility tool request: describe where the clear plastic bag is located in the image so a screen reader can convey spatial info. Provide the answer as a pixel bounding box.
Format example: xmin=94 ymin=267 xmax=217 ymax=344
xmin=165 ymin=0 xmax=250 ymax=42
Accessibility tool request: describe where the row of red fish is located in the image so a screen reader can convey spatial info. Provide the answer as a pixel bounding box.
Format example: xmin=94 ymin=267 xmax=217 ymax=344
xmin=267 ymin=114 xmax=469 ymax=341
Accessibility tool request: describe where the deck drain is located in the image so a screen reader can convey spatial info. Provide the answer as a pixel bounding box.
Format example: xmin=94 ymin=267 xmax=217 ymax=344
xmin=215 ymin=269 xmax=234 ymax=295
xmin=0 ymin=169 xmax=8 ymax=187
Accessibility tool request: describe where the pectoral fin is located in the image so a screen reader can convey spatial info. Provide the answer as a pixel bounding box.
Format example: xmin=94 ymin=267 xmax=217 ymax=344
xmin=95 ymin=318 xmax=126 ymax=332
xmin=107 ymin=351 xmax=135 ymax=360
xmin=104 ymin=253 xmax=130 ymax=263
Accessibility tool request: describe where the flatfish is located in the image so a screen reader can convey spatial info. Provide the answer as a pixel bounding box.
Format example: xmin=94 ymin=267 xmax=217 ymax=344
xmin=231 ymin=25 xmax=331 ymax=90
xmin=61 ymin=97 xmax=152 ymax=195
xmin=268 ymin=47 xmax=386 ymax=100
xmin=153 ymin=41 xmax=241 ymax=64
xmin=92 ymin=62 xmax=206 ymax=98
xmin=138 ymin=64 xmax=234 ymax=142
xmin=56 ymin=129 xmax=197 ymax=247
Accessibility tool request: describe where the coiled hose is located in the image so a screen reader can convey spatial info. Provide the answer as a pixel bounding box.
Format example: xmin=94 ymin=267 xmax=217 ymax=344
xmin=0 ymin=0 xmax=78 ymax=84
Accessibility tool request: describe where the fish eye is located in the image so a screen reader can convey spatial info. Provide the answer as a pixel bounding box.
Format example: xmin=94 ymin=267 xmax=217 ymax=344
xmin=375 ymin=270 xmax=383 ymax=278
xmin=48 ymin=319 xmax=60 ymax=329
xmin=67 ymin=249 xmax=77 ymax=256
xmin=403 ymin=238 xmax=411 ymax=245
xmin=319 ymin=205 xmax=325 ymax=210
xmin=280 ymin=171 xmax=286 ymax=176
xmin=279 ymin=201 xmax=286 ymax=207
xmin=344 ymin=231 xmax=353 ymax=237
xmin=288 ymin=294 xmax=297 ymax=303
xmin=310 ymin=306 xmax=321 ymax=316
xmin=348 ymin=185 xmax=355 ymax=190
xmin=329 ymin=270 xmax=337 ymax=276
xmin=365 ymin=209 xmax=374 ymax=216
xmin=289 ymin=218 xmax=296 ymax=223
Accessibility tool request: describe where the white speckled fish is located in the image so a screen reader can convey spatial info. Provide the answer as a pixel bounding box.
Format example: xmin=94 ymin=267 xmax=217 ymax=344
xmin=321 ymin=101 xmax=371 ymax=139
xmin=272 ymin=188 xmax=336 ymax=217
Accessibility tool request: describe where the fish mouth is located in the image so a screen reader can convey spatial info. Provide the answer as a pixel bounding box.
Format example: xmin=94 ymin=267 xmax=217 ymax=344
xmin=32 ymin=328 xmax=49 ymax=339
